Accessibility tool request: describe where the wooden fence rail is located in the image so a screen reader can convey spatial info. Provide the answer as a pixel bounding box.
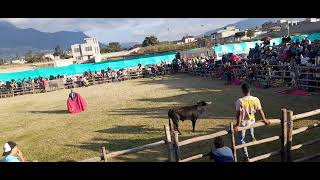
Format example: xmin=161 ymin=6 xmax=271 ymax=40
xmin=78 ymin=106 xmax=319 ymax=162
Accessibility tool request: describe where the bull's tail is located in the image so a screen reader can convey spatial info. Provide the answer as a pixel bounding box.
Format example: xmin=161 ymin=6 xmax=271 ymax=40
xmin=168 ymin=117 xmax=172 ymax=131
xmin=168 ymin=109 xmax=173 ymax=131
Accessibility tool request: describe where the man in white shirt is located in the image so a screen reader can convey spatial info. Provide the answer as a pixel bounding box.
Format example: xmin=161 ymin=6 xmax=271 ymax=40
xmin=235 ymin=83 xmax=270 ymax=161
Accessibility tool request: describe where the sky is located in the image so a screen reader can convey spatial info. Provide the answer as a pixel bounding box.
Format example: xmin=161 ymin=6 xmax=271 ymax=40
xmin=0 ymin=18 xmax=245 ymax=43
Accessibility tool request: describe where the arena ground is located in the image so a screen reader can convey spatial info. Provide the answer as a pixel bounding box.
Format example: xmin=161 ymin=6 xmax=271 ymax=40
xmin=0 ymin=74 xmax=319 ymax=162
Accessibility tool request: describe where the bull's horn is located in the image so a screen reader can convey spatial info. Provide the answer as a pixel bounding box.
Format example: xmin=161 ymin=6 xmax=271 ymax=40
xmin=206 ymin=101 xmax=212 ymax=104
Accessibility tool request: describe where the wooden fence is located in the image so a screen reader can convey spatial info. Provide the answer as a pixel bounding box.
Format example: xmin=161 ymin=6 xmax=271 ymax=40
xmin=2 ymin=64 xmax=319 ymax=99
xmin=0 ymin=70 xmax=151 ymax=99
xmin=80 ymin=108 xmax=320 ymax=162
xmin=187 ymin=64 xmax=320 ymax=90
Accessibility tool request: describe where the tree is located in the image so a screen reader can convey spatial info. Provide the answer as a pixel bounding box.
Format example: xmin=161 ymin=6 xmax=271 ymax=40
xmin=246 ymin=30 xmax=255 ymax=39
xmin=100 ymin=42 xmax=122 ymax=53
xmin=53 ymin=44 xmax=63 ymax=57
xmin=24 ymin=51 xmax=49 ymax=63
xmin=142 ymin=36 xmax=160 ymax=47
xmin=25 ymin=50 xmax=33 ymax=62
xmin=0 ymin=58 xmax=5 ymax=65
xmin=107 ymin=42 xmax=122 ymax=52
xmin=235 ymin=31 xmax=246 ymax=38
xmin=60 ymin=53 xmax=72 ymax=59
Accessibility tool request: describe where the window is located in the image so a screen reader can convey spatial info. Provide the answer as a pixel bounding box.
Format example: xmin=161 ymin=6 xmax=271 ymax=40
xmin=74 ymin=48 xmax=80 ymax=53
xmin=85 ymin=46 xmax=92 ymax=51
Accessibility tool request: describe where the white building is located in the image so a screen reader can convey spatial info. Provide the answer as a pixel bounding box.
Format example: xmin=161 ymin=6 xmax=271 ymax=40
xmin=304 ymin=18 xmax=320 ymax=23
xmin=211 ymin=26 xmax=240 ymax=44
xmin=182 ymin=35 xmax=196 ymax=44
xmin=11 ymin=58 xmax=26 ymax=64
xmin=71 ymin=37 xmax=101 ymax=63
xmin=44 ymin=53 xmax=54 ymax=60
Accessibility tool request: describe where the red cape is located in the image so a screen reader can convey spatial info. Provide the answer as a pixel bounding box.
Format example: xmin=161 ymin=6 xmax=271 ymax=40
xmin=279 ymin=89 xmax=310 ymax=96
xmin=67 ymin=93 xmax=87 ymax=114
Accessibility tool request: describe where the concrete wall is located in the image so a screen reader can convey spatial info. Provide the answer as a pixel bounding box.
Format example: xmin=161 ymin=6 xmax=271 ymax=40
xmin=54 ymin=58 xmax=75 ymax=67
xmin=100 ymin=47 xmax=141 ymax=60
xmin=288 ymin=21 xmax=320 ymax=35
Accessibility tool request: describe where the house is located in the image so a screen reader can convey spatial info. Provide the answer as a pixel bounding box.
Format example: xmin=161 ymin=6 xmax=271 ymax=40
xmin=211 ymin=26 xmax=240 ymax=44
xmin=182 ymin=35 xmax=196 ymax=44
xmin=196 ymin=38 xmax=213 ymax=47
xmin=11 ymin=58 xmax=26 ymax=64
xmin=71 ymin=37 xmax=101 ymax=63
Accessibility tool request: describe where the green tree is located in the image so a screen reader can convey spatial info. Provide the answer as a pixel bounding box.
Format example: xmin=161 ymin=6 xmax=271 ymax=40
xmin=0 ymin=58 xmax=5 ymax=65
xmin=100 ymin=42 xmax=122 ymax=53
xmin=107 ymin=42 xmax=122 ymax=52
xmin=142 ymin=36 xmax=160 ymax=47
xmin=53 ymin=44 xmax=63 ymax=57
xmin=235 ymin=31 xmax=246 ymax=38
xmin=25 ymin=50 xmax=33 ymax=63
xmin=246 ymin=30 xmax=255 ymax=39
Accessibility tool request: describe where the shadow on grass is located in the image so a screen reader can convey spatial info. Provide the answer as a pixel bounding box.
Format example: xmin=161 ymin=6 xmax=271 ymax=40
xmin=29 ymin=110 xmax=68 ymax=114
xmin=95 ymin=125 xmax=163 ymax=134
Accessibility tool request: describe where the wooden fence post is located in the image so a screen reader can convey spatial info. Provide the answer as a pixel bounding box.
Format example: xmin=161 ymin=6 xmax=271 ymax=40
xmin=173 ymin=132 xmax=181 ymax=162
xmin=287 ymin=110 xmax=293 ymax=162
xmin=101 ymin=146 xmax=108 ymax=162
xmin=280 ymin=108 xmax=288 ymax=162
xmin=230 ymin=122 xmax=237 ymax=162
xmin=32 ymin=83 xmax=35 ymax=94
xmin=11 ymin=88 xmax=14 ymax=97
xmin=164 ymin=125 xmax=175 ymax=162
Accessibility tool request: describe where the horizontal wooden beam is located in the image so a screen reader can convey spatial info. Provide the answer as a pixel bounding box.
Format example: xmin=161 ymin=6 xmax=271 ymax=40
xmin=292 ymin=123 xmax=320 ymax=135
xmin=106 ymin=140 xmax=166 ymax=158
xmin=179 ymin=154 xmax=206 ymax=162
xmin=249 ymin=150 xmax=280 ymax=162
xmin=237 ymin=119 xmax=280 ymax=131
xmin=235 ymin=136 xmax=280 ymax=149
xmin=179 ymin=130 xmax=229 ymax=147
xmin=292 ymin=109 xmax=320 ymax=120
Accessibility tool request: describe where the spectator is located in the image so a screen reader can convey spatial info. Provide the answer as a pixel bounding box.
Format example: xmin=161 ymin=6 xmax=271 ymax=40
xmin=1 ymin=141 xmax=25 ymax=162
xmin=210 ymin=137 xmax=234 ymax=162
xmin=234 ymin=83 xmax=270 ymax=161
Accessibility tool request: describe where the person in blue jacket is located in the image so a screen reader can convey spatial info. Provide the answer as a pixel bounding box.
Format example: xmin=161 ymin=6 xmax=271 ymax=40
xmin=210 ymin=137 xmax=234 ymax=162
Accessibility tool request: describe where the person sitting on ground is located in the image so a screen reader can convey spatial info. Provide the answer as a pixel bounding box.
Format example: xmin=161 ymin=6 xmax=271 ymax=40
xmin=1 ymin=141 xmax=25 ymax=162
xmin=209 ymin=137 xmax=234 ymax=162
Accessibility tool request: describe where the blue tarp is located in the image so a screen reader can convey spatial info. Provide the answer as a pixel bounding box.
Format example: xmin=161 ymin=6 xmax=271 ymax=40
xmin=213 ymin=32 xmax=320 ymax=55
xmin=0 ymin=52 xmax=176 ymax=82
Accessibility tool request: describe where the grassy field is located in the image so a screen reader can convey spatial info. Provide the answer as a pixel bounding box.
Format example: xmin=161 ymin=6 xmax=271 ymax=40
xmin=0 ymin=74 xmax=319 ymax=162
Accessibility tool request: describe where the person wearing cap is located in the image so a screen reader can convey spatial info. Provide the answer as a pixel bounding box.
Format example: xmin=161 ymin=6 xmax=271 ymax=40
xmin=209 ymin=137 xmax=234 ymax=162
xmin=1 ymin=141 xmax=25 ymax=162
